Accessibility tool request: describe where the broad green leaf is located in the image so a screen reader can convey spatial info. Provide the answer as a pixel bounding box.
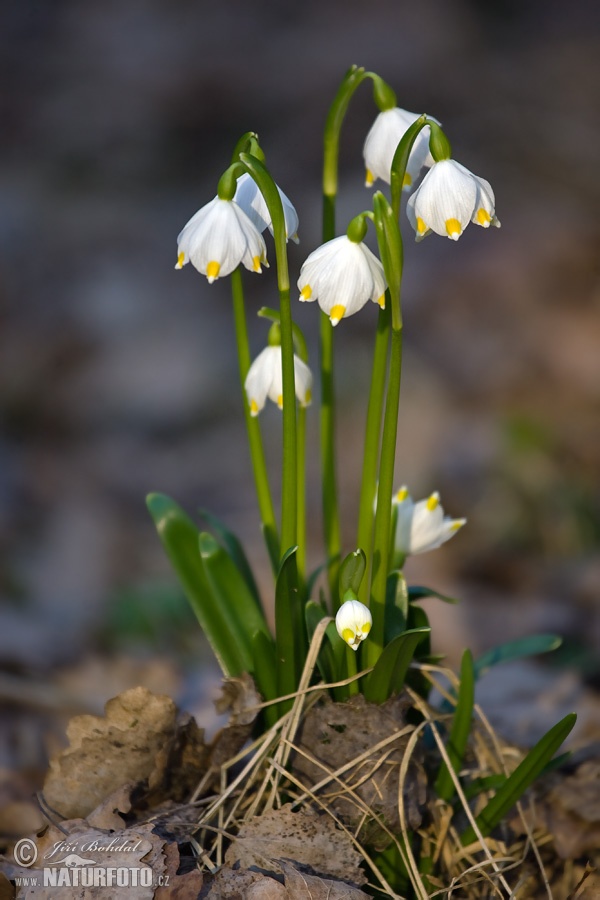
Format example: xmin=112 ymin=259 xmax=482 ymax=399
xmin=275 ymin=546 xmax=305 ymax=710
xmin=305 ymin=599 xmax=339 ymax=687
xmin=475 ymin=634 xmax=562 ymax=678
xmin=198 ymin=508 xmax=261 ymax=608
xmin=363 ymin=627 xmax=430 ymax=703
xmin=339 ymin=549 xmax=367 ymax=599
xmin=461 ymin=712 xmax=576 ymax=846
xmin=385 ymin=570 xmax=408 ymax=642
xmin=408 ymin=585 xmax=460 ymax=605
xmin=406 ymin=604 xmax=432 ymax=659
xmin=199 ymin=531 xmax=271 ymax=663
xmin=434 ymin=649 xmax=475 ymax=802
xmin=251 ymin=631 xmax=278 ymax=728
xmin=146 ymin=493 xmax=241 ymax=676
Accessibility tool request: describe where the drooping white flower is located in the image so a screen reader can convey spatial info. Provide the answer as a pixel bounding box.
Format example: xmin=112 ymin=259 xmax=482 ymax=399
xmin=335 ymin=599 xmax=373 ymax=651
xmin=298 ymin=235 xmax=386 ymax=326
xmin=393 ymin=487 xmax=466 ymax=556
xmin=233 ymin=173 xmax=299 ymax=244
xmin=244 ymin=345 xmax=312 ymax=416
xmin=406 ymin=159 xmax=500 ymax=242
xmin=175 ymin=197 xmax=267 ymax=281
xmin=363 ymin=107 xmax=436 ymax=191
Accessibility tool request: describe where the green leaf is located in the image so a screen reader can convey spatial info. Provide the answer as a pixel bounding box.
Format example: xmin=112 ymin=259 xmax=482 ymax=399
xmin=363 ymin=627 xmax=430 ymax=703
xmin=406 ymin=604 xmax=432 ymax=659
xmin=434 ymin=649 xmax=475 ymax=802
xmin=305 ymin=599 xmax=339 ymax=686
xmin=461 ymin=712 xmax=577 ymax=846
xmin=146 ymin=493 xmax=242 ymax=677
xmin=198 ymin=531 xmax=271 ymax=673
xmin=475 ymin=634 xmax=563 ymax=678
xmin=408 ymin=585 xmax=460 ymax=605
xmin=339 ymin=549 xmax=367 ymax=599
xmin=251 ymin=631 xmax=278 ymax=728
xmin=199 ymin=508 xmax=261 ymax=608
xmin=385 ymin=570 xmax=408 ymax=642
xmin=275 ymin=546 xmax=305 ymax=711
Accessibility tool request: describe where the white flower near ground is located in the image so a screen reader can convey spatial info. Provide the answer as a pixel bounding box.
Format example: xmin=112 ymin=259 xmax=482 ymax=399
xmin=297 ymin=235 xmax=386 ymax=325
xmin=363 ymin=107 xmax=435 ymax=191
xmin=233 ymin=173 xmax=299 ymax=244
xmin=393 ymin=487 xmax=466 ymax=556
xmin=175 ymin=197 xmax=267 ymax=281
xmin=406 ymin=159 xmax=500 ymax=242
xmin=335 ymin=599 xmax=373 ymax=650
xmin=244 ymin=345 xmax=312 ymax=416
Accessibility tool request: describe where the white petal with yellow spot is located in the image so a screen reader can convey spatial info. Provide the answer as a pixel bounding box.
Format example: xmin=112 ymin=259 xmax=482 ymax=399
xmin=233 ymin=173 xmax=299 ymax=244
xmin=406 ymin=159 xmax=500 ymax=242
xmin=393 ymin=486 xmax=466 ymax=556
xmin=363 ymin=107 xmax=437 ymax=190
xmin=175 ymin=197 xmax=267 ymax=281
xmin=244 ymin=346 xmax=313 ymax=416
xmin=335 ymin=599 xmax=373 ymax=650
xmin=297 ymin=235 xmax=386 ymax=326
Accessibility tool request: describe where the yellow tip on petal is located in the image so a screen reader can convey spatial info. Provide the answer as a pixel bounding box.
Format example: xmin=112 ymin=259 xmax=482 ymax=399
xmin=252 ymin=255 xmax=262 ymax=273
xmin=303 ymin=389 xmax=312 ymax=406
xmin=396 ymin=487 xmax=409 ymax=502
xmin=450 ymin=520 xmax=465 ymax=532
xmin=175 ymin=250 xmax=185 ymax=269
xmin=341 ymin=628 xmax=355 ymax=644
xmin=329 ymin=304 xmax=346 ymax=326
xmin=206 ymin=260 xmax=221 ymax=283
xmin=445 ymin=218 xmax=462 ymax=240
xmin=365 ymin=169 xmax=374 ymax=187
xmin=277 ymin=394 xmax=283 ymax=409
xmin=361 ymin=622 xmax=372 ymax=634
xmin=377 ymin=294 xmax=386 ymax=309
xmin=476 ymin=208 xmax=492 ymax=227
xmin=300 ymin=285 xmax=312 ymax=301
xmin=426 ymin=492 xmax=440 ymax=512
xmin=416 ymin=216 xmax=427 ymax=235
xmin=250 ymin=399 xmax=259 ymax=416
xmin=402 ymin=172 xmax=413 ymax=189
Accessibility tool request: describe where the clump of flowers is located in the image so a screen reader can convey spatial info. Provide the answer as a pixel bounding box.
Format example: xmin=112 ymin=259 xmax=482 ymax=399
xmin=149 ymin=66 xmax=574 ymax=898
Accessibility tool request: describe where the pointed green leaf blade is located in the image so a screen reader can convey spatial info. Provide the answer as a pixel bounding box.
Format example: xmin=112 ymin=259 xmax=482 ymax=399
xmin=146 ymin=493 xmax=240 ymax=676
xmin=275 ymin=546 xmax=305 ymax=710
xmin=475 ymin=634 xmax=563 ymax=678
xmin=408 ymin=585 xmax=460 ymax=604
xmin=434 ymin=649 xmax=475 ymax=802
xmin=461 ymin=712 xmax=577 ymax=846
xmin=199 ymin=507 xmax=261 ymax=608
xmin=363 ymin=627 xmax=430 ymax=703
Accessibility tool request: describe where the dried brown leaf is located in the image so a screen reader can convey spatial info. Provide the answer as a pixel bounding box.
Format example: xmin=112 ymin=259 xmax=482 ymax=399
xmin=280 ymin=860 xmax=370 ymax=899
xmin=224 ymin=805 xmax=366 ymax=885
xmin=154 ymin=841 xmax=204 ymax=899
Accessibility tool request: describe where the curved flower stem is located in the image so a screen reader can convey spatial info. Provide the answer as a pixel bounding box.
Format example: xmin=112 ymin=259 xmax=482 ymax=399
xmin=240 ymin=153 xmax=297 ymax=560
xmin=356 ymin=303 xmax=391 ymax=603
xmin=230 ymin=268 xmax=280 ymax=571
xmin=296 ymin=405 xmax=307 ymax=583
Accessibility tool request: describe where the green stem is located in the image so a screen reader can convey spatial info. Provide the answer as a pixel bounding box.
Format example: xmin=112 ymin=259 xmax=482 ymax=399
xmin=231 ymin=268 xmax=280 ymax=571
xmin=296 ymin=405 xmax=307 ymax=583
xmin=356 ymin=304 xmax=390 ymax=603
xmin=365 ymin=325 xmax=403 ymax=665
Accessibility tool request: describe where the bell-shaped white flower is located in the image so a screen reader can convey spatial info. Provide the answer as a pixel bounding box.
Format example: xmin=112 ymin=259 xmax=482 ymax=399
xmin=393 ymin=487 xmax=466 ymax=556
xmin=233 ymin=173 xmax=299 ymax=244
xmin=406 ymin=159 xmax=500 ymax=242
xmin=297 ymin=235 xmax=386 ymax=326
xmin=335 ymin=599 xmax=372 ymax=651
xmin=363 ymin=107 xmax=436 ymax=191
xmin=175 ymin=197 xmax=267 ymax=281
xmin=244 ymin=345 xmax=312 ymax=416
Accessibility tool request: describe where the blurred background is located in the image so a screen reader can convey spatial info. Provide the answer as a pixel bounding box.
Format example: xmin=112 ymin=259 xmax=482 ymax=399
xmin=0 ymin=0 xmax=599 ymax=807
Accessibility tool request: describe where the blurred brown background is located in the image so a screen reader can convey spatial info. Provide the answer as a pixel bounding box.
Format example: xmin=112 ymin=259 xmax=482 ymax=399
xmin=0 ymin=0 xmax=599 ymax=776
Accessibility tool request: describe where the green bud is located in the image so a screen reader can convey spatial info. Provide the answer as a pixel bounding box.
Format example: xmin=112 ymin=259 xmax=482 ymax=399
xmin=217 ymin=165 xmax=239 ymax=200
xmin=339 ymin=548 xmax=367 ymax=600
xmin=346 ymin=213 xmax=368 ymax=244
xmin=371 ymin=75 xmax=397 ymax=112
xmin=267 ymin=322 xmax=282 ymax=347
xmin=427 ymin=120 xmax=452 ymax=162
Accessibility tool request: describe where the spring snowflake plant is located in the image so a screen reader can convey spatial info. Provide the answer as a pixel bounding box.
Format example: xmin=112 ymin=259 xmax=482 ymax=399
xmin=148 ymin=67 xmax=575 ymax=895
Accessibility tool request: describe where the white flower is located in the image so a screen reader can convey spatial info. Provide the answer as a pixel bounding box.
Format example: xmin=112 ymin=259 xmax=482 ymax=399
xmin=363 ymin=107 xmax=436 ymax=191
xmin=406 ymin=159 xmax=500 ymax=242
xmin=233 ymin=173 xmax=299 ymax=244
xmin=244 ymin=345 xmax=312 ymax=416
xmin=175 ymin=197 xmax=267 ymax=281
xmin=335 ymin=599 xmax=372 ymax=651
xmin=393 ymin=487 xmax=466 ymax=556
xmin=298 ymin=235 xmax=386 ymax=326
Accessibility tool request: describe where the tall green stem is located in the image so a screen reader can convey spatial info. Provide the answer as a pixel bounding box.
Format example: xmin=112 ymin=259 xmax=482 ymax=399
xmin=296 ymin=406 xmax=307 ymax=582
xmin=231 ymin=268 xmax=280 ymax=571
xmin=356 ymin=304 xmax=390 ymax=603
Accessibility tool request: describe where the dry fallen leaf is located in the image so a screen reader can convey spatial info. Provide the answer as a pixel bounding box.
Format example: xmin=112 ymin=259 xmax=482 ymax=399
xmin=225 ymin=805 xmax=366 ymax=885
xmin=280 ymin=860 xmax=371 ymax=899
